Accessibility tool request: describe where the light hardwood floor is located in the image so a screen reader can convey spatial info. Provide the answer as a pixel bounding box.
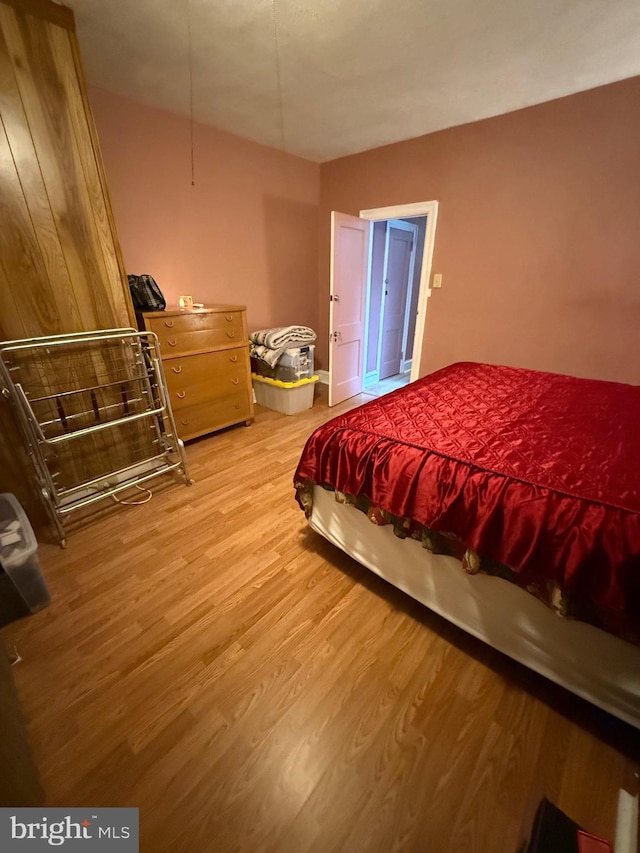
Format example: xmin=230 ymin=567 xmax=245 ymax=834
xmin=3 ymin=386 xmax=639 ymax=852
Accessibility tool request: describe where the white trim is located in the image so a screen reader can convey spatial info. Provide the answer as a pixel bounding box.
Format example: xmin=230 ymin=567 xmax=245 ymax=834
xmin=316 ymin=369 xmax=329 ymax=385
xmin=328 ymin=212 xmax=337 ymax=405
xmin=395 ymin=220 xmax=419 ymax=376
xmin=359 ymin=201 xmax=439 ymax=382
xmin=384 ymin=219 xmax=416 ymax=233
xmin=360 ymin=202 xmax=436 ymax=220
xmin=363 ymin=369 xmax=379 ymax=389
xmin=375 ymin=223 xmax=391 ymax=380
xmin=401 ymin=358 xmax=412 ymax=374
xmin=616 ymin=788 xmax=639 ymax=853
xmin=361 ymin=221 xmax=376 ymax=392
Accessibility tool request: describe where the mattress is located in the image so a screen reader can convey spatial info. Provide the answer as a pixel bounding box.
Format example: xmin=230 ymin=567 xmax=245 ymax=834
xmin=295 ymin=362 xmax=640 ymax=645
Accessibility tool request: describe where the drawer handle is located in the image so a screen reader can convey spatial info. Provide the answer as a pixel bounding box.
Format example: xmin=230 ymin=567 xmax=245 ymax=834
xmin=177 ymin=391 xmax=186 ymax=399
xmin=225 ymin=314 xmax=234 ymax=322
xmin=233 ymin=403 xmax=241 ymax=410
xmin=168 ymin=339 xmax=177 ymax=347
xmin=164 ymin=320 xmax=174 ymax=328
xmin=226 ymin=331 xmax=236 ymax=339
xmin=229 ymin=355 xmax=238 ymax=363
xmin=180 ymin=418 xmax=189 ymax=426
xmin=231 ymin=378 xmax=239 ymax=386
xmin=171 ymin=366 xmax=182 ymax=374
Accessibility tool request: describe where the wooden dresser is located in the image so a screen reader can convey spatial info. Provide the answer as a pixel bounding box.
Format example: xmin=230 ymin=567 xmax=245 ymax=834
xmin=140 ymin=305 xmax=254 ymax=441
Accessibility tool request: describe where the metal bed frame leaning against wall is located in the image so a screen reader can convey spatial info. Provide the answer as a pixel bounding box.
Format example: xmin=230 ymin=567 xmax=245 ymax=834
xmin=0 ymin=328 xmax=191 ymax=546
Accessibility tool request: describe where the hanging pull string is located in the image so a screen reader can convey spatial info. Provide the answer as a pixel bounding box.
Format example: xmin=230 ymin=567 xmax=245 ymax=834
xmin=187 ymin=0 xmax=195 ymax=185
xmin=270 ymin=0 xmax=287 ymax=155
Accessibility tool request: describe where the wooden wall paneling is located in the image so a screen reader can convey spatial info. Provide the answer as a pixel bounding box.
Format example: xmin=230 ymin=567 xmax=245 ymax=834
xmin=0 ymin=27 xmax=77 ymax=337
xmin=0 ymin=22 xmax=100 ymax=498
xmin=0 ymin=281 xmax=49 ymax=525
xmin=0 ymin=0 xmax=74 ymax=31
xmin=0 ymin=113 xmax=61 ymax=523
xmin=3 ymin=6 xmax=109 ymax=329
xmin=68 ymin=32 xmax=136 ymax=331
xmin=0 ymin=0 xmax=139 ymax=533
xmin=0 ymin=406 xmax=47 ymax=527
xmin=0 ymin=4 xmax=127 ymax=333
xmin=0 ymin=5 xmax=92 ymax=334
xmin=50 ymin=25 xmax=134 ymax=331
xmin=0 ymin=116 xmax=62 ymax=337
xmin=0 ymin=219 xmax=23 ymax=341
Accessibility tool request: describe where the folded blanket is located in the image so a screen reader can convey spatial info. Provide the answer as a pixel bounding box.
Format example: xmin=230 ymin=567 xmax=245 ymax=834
xmin=249 ymin=326 xmax=317 ymax=367
xmin=249 ymin=325 xmax=316 ymax=349
xmin=250 ymin=343 xmax=287 ymax=368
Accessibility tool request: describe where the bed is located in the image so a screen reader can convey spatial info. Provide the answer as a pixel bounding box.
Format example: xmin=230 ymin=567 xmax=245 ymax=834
xmin=294 ymin=362 xmax=640 ymax=728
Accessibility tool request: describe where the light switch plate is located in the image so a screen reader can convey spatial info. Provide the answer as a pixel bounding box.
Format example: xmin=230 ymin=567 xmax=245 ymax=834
xmin=433 ymin=273 xmax=442 ymax=288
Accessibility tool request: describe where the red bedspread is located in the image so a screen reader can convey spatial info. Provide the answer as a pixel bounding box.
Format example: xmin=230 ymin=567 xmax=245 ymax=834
xmin=294 ymin=362 xmax=640 ymax=643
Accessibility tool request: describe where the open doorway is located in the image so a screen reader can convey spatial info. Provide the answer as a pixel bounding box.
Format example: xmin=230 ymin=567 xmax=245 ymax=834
xmin=328 ymin=201 xmax=438 ymax=407
xmin=363 ymin=217 xmax=426 ymax=397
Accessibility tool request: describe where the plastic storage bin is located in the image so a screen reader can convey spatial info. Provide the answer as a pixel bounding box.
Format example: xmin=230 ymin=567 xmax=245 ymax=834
xmin=0 ymin=493 xmax=50 ymax=625
xmin=251 ymin=345 xmax=315 ymax=383
xmin=252 ymin=374 xmax=319 ymax=415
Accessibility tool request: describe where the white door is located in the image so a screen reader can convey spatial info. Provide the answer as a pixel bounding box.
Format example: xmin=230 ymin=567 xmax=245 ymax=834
xmin=379 ymin=222 xmax=416 ymax=380
xmin=329 ymin=212 xmax=370 ymax=407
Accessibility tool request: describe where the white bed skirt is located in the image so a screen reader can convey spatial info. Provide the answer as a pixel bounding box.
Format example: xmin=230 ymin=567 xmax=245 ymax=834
xmin=309 ymin=485 xmax=640 ymax=729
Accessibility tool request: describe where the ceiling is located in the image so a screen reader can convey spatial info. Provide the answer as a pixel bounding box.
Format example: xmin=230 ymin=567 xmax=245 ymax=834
xmin=65 ymin=0 xmax=640 ymax=163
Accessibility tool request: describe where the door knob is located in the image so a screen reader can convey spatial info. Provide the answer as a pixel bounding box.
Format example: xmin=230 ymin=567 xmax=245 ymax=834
xmin=332 ymin=294 xmax=340 ymax=302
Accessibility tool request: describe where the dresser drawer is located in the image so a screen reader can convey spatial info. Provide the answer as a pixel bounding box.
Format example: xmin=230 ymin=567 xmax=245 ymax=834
xmin=149 ymin=311 xmax=244 ymax=356
xmin=174 ymin=394 xmax=252 ymax=441
xmin=164 ymin=350 xmax=249 ymax=410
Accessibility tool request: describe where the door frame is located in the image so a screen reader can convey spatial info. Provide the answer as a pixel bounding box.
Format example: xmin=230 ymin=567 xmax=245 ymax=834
xmin=360 ymin=201 xmax=439 ymax=383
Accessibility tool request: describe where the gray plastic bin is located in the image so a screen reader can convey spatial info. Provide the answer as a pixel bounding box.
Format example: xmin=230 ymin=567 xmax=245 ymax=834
xmin=251 ymin=345 xmax=315 ymax=383
xmin=0 ymin=493 xmax=50 ymax=625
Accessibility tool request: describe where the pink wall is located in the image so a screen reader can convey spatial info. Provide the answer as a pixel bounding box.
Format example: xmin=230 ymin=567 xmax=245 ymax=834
xmin=89 ymin=87 xmax=320 ymax=333
xmin=319 ymin=77 xmax=640 ymax=383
